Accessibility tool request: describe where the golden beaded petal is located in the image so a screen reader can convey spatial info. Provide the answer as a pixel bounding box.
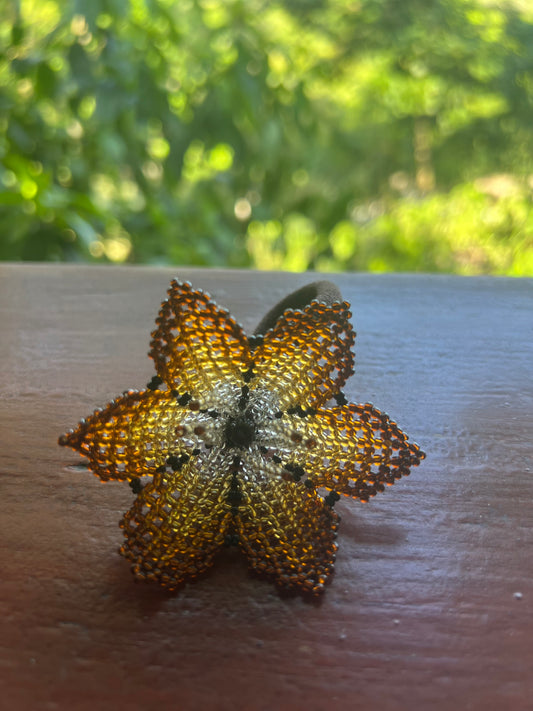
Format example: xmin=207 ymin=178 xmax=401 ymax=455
xmin=235 ymin=477 xmax=339 ymax=596
xmin=59 ymin=390 xmax=192 ymax=482
xmin=120 ymin=456 xmax=233 ymax=586
xmin=286 ymin=404 xmax=424 ymax=501
xmin=59 ymin=279 xmax=425 ymax=596
xmin=251 ymin=299 xmax=355 ymax=409
xmin=149 ymin=279 xmax=250 ymax=394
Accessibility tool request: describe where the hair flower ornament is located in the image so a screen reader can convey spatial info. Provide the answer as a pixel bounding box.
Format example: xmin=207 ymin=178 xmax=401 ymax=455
xmin=59 ymin=279 xmax=425 ymax=596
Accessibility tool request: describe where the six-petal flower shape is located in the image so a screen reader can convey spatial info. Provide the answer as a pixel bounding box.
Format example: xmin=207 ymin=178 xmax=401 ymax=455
xmin=59 ymin=279 xmax=425 ymax=595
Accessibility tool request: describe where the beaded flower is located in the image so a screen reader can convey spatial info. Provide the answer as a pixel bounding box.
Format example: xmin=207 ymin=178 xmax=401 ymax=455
xmin=59 ymin=279 xmax=425 ymax=595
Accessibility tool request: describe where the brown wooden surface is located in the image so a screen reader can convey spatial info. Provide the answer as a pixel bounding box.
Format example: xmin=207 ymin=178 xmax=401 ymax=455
xmin=1 ymin=264 xmax=532 ymax=711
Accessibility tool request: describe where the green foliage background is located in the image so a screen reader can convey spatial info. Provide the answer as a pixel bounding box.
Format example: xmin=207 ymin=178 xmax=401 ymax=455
xmin=1 ymin=0 xmax=533 ymax=274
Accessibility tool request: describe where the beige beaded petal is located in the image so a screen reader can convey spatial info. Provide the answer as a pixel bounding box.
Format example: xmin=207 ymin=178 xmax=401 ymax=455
xmin=149 ymin=279 xmax=250 ymax=394
xmin=250 ymin=300 xmax=355 ymax=409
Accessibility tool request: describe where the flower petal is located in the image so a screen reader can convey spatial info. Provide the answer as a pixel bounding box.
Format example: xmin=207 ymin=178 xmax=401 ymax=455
xmin=120 ymin=458 xmax=232 ymax=588
xmin=150 ymin=280 xmax=250 ymax=394
xmin=250 ymin=300 xmax=354 ymax=408
xmin=59 ymin=390 xmax=193 ymax=482
xmin=287 ymin=404 xmax=425 ymax=501
xmin=236 ymin=476 xmax=339 ymax=595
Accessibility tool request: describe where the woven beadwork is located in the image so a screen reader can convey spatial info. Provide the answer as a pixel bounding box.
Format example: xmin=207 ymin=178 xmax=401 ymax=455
xmin=59 ymin=279 xmax=425 ymax=595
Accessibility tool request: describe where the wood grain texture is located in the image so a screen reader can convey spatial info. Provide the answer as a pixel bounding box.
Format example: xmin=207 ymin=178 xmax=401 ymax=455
xmin=1 ymin=264 xmax=532 ymax=711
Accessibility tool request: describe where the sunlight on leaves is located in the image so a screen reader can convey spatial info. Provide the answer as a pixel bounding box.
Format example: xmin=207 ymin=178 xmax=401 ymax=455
xmin=0 ymin=0 xmax=532 ymax=273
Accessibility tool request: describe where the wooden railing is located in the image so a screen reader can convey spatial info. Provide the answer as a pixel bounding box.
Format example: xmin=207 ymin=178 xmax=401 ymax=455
xmin=1 ymin=263 xmax=532 ymax=710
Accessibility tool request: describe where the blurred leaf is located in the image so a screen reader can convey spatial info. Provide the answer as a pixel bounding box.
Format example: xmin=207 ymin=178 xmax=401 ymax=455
xmin=0 ymin=0 xmax=532 ymax=273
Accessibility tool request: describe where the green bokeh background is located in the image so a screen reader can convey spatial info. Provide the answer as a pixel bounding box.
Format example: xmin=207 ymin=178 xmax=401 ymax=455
xmin=1 ymin=0 xmax=532 ymax=274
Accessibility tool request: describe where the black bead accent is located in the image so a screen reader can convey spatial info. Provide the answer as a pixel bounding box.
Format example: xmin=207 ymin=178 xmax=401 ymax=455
xmin=334 ymin=392 xmax=348 ymax=405
xmin=224 ymin=533 xmax=240 ymax=547
xmin=147 ymin=375 xmax=163 ymax=391
xmin=227 ymin=488 xmax=243 ymax=504
xmin=177 ymin=392 xmax=192 ymax=406
xmin=324 ymin=491 xmax=341 ymax=507
xmin=285 ymin=463 xmax=305 ymax=481
xmin=238 ymin=385 xmax=250 ymax=410
xmin=248 ymin=335 xmax=264 ymax=351
xmin=166 ymin=455 xmax=182 ymax=471
xmin=208 ymin=410 xmax=219 ymax=418
xmin=304 ymin=478 xmax=315 ymax=489
xmin=166 ymin=453 xmax=189 ymax=471
xmin=287 ymin=405 xmax=304 ymax=417
xmin=287 ymin=405 xmax=316 ymax=417
xmin=129 ymin=477 xmax=143 ymax=494
xmin=274 ymin=411 xmax=283 ymax=419
xmin=272 ymin=454 xmax=282 ymax=464
xmin=242 ymin=367 xmax=254 ymax=383
xmin=224 ymin=414 xmax=256 ymax=449
xmin=227 ymin=466 xmax=244 ymax=510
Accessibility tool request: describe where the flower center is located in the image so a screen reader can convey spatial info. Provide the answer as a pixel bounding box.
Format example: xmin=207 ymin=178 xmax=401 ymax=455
xmin=224 ymin=414 xmax=256 ymax=450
